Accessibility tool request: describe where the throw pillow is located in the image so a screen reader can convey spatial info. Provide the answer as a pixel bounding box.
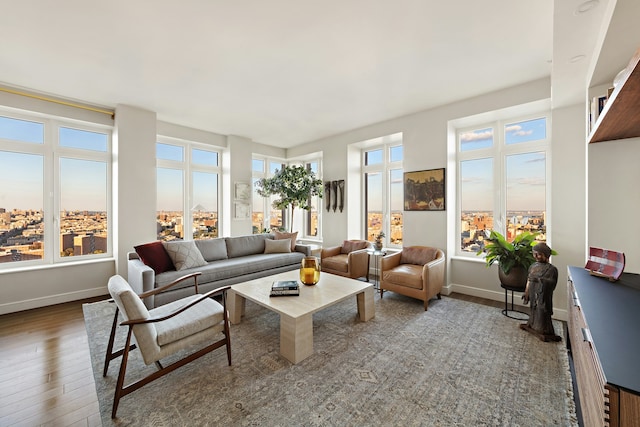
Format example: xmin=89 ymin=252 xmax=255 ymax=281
xmin=274 ymin=230 xmax=298 ymax=251
xmin=400 ymin=246 xmax=438 ymax=266
xmin=195 ymin=238 xmax=228 ymax=261
xmin=340 ymin=240 xmax=369 ymax=254
xmin=134 ymin=241 xmax=175 ymax=274
xmin=162 ymin=240 xmax=208 ymax=271
xmin=264 ymin=238 xmax=292 ymax=254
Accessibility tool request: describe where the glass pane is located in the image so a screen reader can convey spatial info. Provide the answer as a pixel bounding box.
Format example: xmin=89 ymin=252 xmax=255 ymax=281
xmin=0 ymin=151 xmax=44 ymax=263
xmin=252 ymin=178 xmax=265 ymax=234
xmin=308 ymin=161 xmax=318 ymax=174
xmin=157 ymin=168 xmax=184 ymax=241
xmin=252 ymin=159 xmax=264 ymax=173
xmin=59 ymin=127 xmax=108 ymax=151
xmin=365 ymin=172 xmax=382 ymax=241
xmin=390 ymin=146 xmax=403 ymax=163
xmin=59 ymin=158 xmax=108 ymax=257
xmin=389 ymin=168 xmax=403 ymax=245
xmin=0 ymin=116 xmax=44 ymax=144
xmin=505 ymin=118 xmax=546 ymax=145
xmin=506 ymin=152 xmax=546 ymax=242
xmin=192 ymin=148 xmax=218 ymax=166
xmin=269 ymin=161 xmax=283 ymax=175
xmin=365 ymin=149 xmax=382 ymax=166
xmin=270 ymin=195 xmax=283 ymax=231
xmin=459 ymin=127 xmax=493 ymax=152
xmin=192 ymin=172 xmax=218 ymax=239
xmin=156 ymin=143 xmax=184 ymax=161
xmin=460 ymin=158 xmax=493 ymax=253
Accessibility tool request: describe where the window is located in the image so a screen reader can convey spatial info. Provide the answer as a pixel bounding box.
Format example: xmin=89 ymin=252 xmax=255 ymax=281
xmin=156 ymin=139 xmax=220 ymax=241
xmin=251 ymin=157 xmax=285 ymax=233
xmin=303 ymin=160 xmax=321 ymax=238
xmin=0 ymin=112 xmax=111 ymax=267
xmin=362 ymin=133 xmax=403 ymax=247
xmin=458 ymin=115 xmax=549 ymax=255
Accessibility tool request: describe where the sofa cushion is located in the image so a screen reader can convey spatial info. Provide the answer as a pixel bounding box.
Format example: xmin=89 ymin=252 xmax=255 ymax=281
xmin=400 ymin=246 xmax=438 ymax=266
xmin=225 ymin=234 xmax=270 ymax=258
xmin=264 ymin=238 xmax=291 ymax=254
xmin=195 ymin=238 xmax=228 ymax=262
xmin=134 ymin=241 xmax=175 ymax=274
xmin=163 ymin=241 xmax=208 ymax=271
xmin=274 ymin=230 xmax=298 ymax=251
xmin=341 ymin=240 xmax=370 ymax=254
xmin=383 ymin=264 xmax=424 ymax=289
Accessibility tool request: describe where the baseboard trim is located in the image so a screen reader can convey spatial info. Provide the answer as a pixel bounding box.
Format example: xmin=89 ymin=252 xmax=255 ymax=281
xmin=448 ymin=282 xmax=568 ymax=322
xmin=0 ymin=287 xmax=108 ymax=315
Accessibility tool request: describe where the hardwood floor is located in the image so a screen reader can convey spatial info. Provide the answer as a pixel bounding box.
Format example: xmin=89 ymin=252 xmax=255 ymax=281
xmin=0 ymin=292 xmax=508 ymax=426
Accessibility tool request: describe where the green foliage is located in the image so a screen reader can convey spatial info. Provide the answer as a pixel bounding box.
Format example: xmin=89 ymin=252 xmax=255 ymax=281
xmin=255 ymin=165 xmax=323 ymax=232
xmin=477 ymin=230 xmax=553 ymax=275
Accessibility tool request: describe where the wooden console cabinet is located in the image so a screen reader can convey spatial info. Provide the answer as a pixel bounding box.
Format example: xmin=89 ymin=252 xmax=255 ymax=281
xmin=567 ymin=266 xmax=640 ymax=426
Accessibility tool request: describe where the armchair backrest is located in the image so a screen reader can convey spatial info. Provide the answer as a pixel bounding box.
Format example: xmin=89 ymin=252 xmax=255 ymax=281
xmin=340 ymin=239 xmax=371 ymax=254
xmin=400 ymin=246 xmax=442 ymax=266
xmin=108 ymin=275 xmax=158 ymax=356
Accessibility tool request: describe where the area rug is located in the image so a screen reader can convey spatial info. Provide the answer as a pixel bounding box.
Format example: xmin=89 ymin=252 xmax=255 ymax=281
xmin=83 ymin=292 xmax=577 ymax=426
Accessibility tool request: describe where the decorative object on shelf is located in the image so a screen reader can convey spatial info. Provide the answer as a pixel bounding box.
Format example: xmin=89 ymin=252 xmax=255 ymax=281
xmin=331 ymin=180 xmax=338 ymax=212
xmin=300 ymin=256 xmax=321 ymax=285
xmin=520 ymin=242 xmax=561 ymax=342
xmin=374 ymin=231 xmax=385 ymax=250
xmin=337 ymin=179 xmax=345 ymax=212
xmin=255 ymin=165 xmax=323 ymax=232
xmin=584 ymin=246 xmax=625 ymax=281
xmin=324 ymin=181 xmax=332 ymax=212
xmin=403 ymin=168 xmax=445 ymax=211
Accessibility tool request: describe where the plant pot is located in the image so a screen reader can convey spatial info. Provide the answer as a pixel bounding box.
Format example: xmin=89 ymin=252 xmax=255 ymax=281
xmin=498 ymin=265 xmax=528 ymax=291
xmin=374 ymin=241 xmax=383 ymax=251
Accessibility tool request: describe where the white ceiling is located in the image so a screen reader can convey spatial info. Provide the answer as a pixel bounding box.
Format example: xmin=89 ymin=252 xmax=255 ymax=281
xmin=0 ymin=1 xmax=609 ymax=148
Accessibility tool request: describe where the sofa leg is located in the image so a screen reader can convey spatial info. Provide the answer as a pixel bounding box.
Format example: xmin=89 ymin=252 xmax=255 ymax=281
xmin=437 ymin=293 xmax=441 ymax=300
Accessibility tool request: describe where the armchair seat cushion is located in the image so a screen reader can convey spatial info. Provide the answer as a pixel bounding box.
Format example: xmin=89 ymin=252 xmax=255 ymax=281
xmin=383 ymin=264 xmax=424 ymax=290
xmin=151 ymin=295 xmax=225 ymax=346
xmin=321 ymin=254 xmax=349 ymax=273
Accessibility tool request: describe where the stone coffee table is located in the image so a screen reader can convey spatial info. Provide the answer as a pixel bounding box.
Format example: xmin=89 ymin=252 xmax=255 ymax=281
xmin=228 ymin=270 xmax=375 ymax=363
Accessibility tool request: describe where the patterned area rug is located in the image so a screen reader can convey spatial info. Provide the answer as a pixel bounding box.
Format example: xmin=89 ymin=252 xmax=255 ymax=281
xmin=83 ymin=292 xmax=577 ymax=426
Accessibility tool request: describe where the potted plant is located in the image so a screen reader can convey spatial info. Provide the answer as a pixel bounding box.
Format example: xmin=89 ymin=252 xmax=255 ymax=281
xmin=374 ymin=231 xmax=385 ymax=250
xmin=477 ymin=230 xmax=550 ymax=289
xmin=255 ymin=165 xmax=323 ymax=233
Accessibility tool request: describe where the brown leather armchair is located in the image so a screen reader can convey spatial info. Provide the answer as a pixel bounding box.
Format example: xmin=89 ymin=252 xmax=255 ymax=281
xmin=320 ymin=239 xmax=371 ymax=280
xmin=380 ymin=246 xmax=445 ymax=310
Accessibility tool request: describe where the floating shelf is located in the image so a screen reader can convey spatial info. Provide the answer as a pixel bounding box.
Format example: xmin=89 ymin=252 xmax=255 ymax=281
xmin=589 ymin=47 xmax=640 ymax=143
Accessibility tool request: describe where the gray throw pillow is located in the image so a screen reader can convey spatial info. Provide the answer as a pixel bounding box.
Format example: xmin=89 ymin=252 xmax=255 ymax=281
xmin=162 ymin=240 xmax=208 ymax=271
xmin=264 ymin=238 xmax=291 ymax=254
xmin=195 ymin=238 xmax=228 ymax=261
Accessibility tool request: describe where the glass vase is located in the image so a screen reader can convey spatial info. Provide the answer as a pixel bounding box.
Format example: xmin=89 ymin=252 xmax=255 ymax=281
xmin=300 ymin=256 xmax=321 ymax=285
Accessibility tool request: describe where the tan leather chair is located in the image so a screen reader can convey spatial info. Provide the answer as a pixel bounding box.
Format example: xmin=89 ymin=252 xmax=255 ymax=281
xmin=320 ymin=239 xmax=371 ymax=280
xmin=380 ymin=246 xmax=445 ymax=310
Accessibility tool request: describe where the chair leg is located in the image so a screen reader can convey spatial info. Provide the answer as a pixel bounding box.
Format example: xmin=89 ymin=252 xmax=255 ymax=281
xmin=112 ymin=327 xmax=134 ymax=418
xmin=103 ymin=307 xmax=120 ymax=377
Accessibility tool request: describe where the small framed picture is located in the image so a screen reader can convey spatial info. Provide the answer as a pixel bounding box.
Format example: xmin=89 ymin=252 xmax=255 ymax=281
xmin=404 ymin=168 xmax=445 ymax=211
xmin=234 ymin=201 xmax=250 ymax=219
xmin=234 ymin=182 xmax=250 ymax=201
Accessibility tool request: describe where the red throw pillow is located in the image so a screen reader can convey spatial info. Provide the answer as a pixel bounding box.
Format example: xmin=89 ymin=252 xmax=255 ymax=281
xmin=134 ymin=241 xmax=175 ymax=274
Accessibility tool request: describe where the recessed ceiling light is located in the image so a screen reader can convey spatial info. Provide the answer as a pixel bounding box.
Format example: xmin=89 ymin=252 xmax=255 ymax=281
xmin=575 ymin=0 xmax=599 ymax=15
xmin=570 ymin=54 xmax=586 ymax=63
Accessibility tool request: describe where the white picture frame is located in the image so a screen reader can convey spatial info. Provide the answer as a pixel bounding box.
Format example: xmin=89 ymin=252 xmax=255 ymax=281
xmin=234 ymin=182 xmax=250 ymax=201
xmin=234 ymin=201 xmax=250 ymax=219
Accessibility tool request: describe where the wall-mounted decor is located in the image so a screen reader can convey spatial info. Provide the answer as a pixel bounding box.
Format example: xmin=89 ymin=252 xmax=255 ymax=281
xmin=404 ymin=168 xmax=445 ymax=211
xmin=337 ymin=180 xmax=345 ymax=212
xmin=325 ymin=181 xmax=332 ymax=212
xmin=234 ymin=201 xmax=250 ymax=219
xmin=234 ymin=182 xmax=251 ymax=201
xmin=331 ymin=181 xmax=338 ymax=212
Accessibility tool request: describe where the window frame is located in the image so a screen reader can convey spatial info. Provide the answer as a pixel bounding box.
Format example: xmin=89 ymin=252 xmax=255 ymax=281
xmin=156 ymin=136 xmax=221 ymax=241
xmin=456 ymin=111 xmax=551 ymax=258
xmin=0 ymin=109 xmax=112 ymax=269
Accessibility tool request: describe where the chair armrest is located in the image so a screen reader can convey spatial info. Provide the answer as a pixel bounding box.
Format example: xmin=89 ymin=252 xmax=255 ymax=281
xmin=123 ymin=285 xmax=231 ymax=326
xmin=381 ymin=251 xmax=402 ymax=271
xmin=422 ymin=252 xmax=445 ymax=285
xmin=347 ymin=249 xmax=370 ymax=278
xmin=320 ymin=246 xmax=341 ymax=258
xmin=138 ymin=272 xmax=202 ymax=299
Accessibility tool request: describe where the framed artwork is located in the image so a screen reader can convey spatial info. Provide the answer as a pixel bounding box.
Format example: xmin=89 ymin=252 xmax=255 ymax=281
xmin=234 ymin=201 xmax=250 ymax=219
xmin=234 ymin=182 xmax=250 ymax=201
xmin=404 ymin=168 xmax=445 ymax=211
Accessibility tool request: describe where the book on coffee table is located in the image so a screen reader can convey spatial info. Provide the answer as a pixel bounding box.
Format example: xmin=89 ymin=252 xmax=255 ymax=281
xmin=270 ymin=280 xmax=300 ymax=297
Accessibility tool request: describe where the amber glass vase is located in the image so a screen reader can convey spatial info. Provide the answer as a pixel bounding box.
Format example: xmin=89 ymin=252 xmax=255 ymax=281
xmin=300 ymin=256 xmax=321 ymax=285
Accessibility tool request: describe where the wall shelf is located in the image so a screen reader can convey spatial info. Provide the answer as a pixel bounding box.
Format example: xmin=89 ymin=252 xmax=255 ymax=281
xmin=589 ymin=47 xmax=640 ymax=143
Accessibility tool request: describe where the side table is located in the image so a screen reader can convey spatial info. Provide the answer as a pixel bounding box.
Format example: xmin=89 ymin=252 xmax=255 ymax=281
xmin=367 ymin=248 xmax=387 ymax=290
